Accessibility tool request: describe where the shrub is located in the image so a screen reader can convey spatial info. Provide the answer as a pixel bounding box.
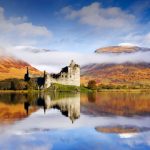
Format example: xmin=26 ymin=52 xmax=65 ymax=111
xmin=87 ymin=80 xmax=97 ymax=90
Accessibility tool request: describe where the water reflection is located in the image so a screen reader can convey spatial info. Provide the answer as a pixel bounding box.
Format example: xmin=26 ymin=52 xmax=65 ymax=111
xmin=24 ymin=93 xmax=80 ymax=123
xmin=0 ymin=92 xmax=150 ymax=150
xmin=24 ymin=101 xmax=30 ymax=116
xmin=81 ymin=92 xmax=150 ymax=116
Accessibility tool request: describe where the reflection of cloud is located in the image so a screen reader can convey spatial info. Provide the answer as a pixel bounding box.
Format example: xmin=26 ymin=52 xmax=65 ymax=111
xmin=4 ymin=108 xmax=150 ymax=135
xmin=119 ymin=133 xmax=138 ymax=138
xmin=0 ymin=106 xmax=150 ymax=149
xmin=0 ymin=133 xmax=52 ymax=150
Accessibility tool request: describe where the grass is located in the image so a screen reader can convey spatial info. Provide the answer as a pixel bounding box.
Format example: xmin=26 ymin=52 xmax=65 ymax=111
xmin=0 ymin=88 xmax=150 ymax=93
xmin=0 ymin=90 xmax=40 ymax=93
xmin=80 ymin=86 xmax=94 ymax=92
xmin=97 ymin=88 xmax=150 ymax=92
xmin=45 ymin=83 xmax=80 ymax=92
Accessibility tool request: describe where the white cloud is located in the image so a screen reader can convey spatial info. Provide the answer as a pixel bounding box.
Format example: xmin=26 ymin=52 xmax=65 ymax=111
xmin=121 ymin=32 xmax=150 ymax=47
xmin=11 ymin=46 xmax=150 ymax=73
xmin=61 ymin=2 xmax=136 ymax=31
xmin=60 ymin=2 xmax=150 ymax=49
xmin=118 ymin=43 xmax=137 ymax=47
xmin=0 ymin=7 xmax=52 ymax=51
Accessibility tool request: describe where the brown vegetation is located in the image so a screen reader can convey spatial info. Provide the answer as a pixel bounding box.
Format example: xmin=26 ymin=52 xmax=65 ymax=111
xmin=0 ymin=56 xmax=42 ymax=80
xmin=95 ymin=46 xmax=138 ymax=53
xmin=81 ymin=63 xmax=150 ymax=88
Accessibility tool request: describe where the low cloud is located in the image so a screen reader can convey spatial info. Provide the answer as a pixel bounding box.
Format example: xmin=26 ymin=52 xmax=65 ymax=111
xmin=11 ymin=46 xmax=150 ymax=73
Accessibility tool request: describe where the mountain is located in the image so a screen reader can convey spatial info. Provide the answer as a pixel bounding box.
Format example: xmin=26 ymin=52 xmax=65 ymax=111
xmin=81 ymin=63 xmax=150 ymax=87
xmin=0 ymin=56 xmax=42 ymax=80
xmin=81 ymin=46 xmax=150 ymax=87
xmin=95 ymin=45 xmax=150 ymax=53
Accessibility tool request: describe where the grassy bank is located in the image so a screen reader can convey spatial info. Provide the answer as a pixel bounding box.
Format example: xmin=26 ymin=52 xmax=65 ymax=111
xmin=97 ymin=89 xmax=150 ymax=92
xmin=0 ymin=86 xmax=149 ymax=93
xmin=46 ymin=83 xmax=80 ymax=92
xmin=0 ymin=90 xmax=40 ymax=93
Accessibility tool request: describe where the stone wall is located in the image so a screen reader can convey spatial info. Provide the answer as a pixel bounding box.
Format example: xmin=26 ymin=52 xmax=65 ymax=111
xmin=44 ymin=61 xmax=80 ymax=88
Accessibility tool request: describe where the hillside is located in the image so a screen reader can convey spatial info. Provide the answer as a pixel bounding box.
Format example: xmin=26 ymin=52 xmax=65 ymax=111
xmin=0 ymin=56 xmax=42 ymax=80
xmin=81 ymin=63 xmax=150 ymax=87
xmin=81 ymin=45 xmax=150 ymax=88
xmin=95 ymin=46 xmax=150 ymax=53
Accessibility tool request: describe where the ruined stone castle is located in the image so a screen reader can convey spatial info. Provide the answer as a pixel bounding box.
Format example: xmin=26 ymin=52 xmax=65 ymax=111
xmin=24 ymin=60 xmax=80 ymax=89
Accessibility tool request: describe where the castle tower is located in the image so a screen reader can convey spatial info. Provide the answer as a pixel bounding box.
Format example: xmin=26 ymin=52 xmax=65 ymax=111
xmin=44 ymin=74 xmax=51 ymax=88
xmin=27 ymin=67 xmax=29 ymax=74
xmin=70 ymin=60 xmax=75 ymax=67
xmin=24 ymin=67 xmax=30 ymax=81
xmin=44 ymin=70 xmax=46 ymax=78
xmin=68 ymin=60 xmax=80 ymax=86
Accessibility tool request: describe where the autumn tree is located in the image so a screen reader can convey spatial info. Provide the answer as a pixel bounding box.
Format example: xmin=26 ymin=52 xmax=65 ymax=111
xmin=87 ymin=80 xmax=97 ymax=90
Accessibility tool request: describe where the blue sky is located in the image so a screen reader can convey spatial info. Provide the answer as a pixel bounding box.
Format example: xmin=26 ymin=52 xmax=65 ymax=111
xmin=0 ymin=0 xmax=150 ymax=72
xmin=0 ymin=0 xmax=150 ymax=53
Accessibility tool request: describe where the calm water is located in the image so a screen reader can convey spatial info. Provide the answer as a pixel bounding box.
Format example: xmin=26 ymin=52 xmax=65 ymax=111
xmin=0 ymin=91 xmax=150 ymax=150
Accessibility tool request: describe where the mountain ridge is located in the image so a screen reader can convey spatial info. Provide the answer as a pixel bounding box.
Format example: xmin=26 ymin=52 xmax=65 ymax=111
xmin=95 ymin=45 xmax=150 ymax=53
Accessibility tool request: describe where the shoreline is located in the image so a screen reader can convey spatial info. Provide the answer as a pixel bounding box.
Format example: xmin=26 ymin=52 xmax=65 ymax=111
xmin=97 ymin=89 xmax=150 ymax=92
xmin=0 ymin=90 xmax=38 ymax=93
xmin=0 ymin=88 xmax=150 ymax=93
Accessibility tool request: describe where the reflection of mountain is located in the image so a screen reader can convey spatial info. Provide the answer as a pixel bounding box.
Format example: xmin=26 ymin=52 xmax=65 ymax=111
xmin=81 ymin=92 xmax=150 ymax=116
xmin=95 ymin=126 xmax=150 ymax=134
xmin=0 ymin=93 xmax=37 ymax=123
xmin=25 ymin=94 xmax=80 ymax=123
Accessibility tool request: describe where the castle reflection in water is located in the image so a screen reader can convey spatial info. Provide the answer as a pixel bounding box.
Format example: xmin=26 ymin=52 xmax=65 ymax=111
xmin=24 ymin=93 xmax=80 ymax=123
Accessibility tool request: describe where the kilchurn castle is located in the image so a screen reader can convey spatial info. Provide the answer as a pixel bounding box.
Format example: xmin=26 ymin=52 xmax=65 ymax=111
xmin=24 ymin=60 xmax=80 ymax=89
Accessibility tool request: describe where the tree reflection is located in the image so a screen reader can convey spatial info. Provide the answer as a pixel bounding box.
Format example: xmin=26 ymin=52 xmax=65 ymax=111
xmin=24 ymin=101 xmax=30 ymax=116
xmin=88 ymin=92 xmax=96 ymax=103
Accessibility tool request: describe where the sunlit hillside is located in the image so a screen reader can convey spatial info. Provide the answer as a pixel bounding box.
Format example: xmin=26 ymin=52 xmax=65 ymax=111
xmin=0 ymin=56 xmax=42 ymax=80
xmin=81 ymin=63 xmax=150 ymax=87
xmin=81 ymin=46 xmax=150 ymax=87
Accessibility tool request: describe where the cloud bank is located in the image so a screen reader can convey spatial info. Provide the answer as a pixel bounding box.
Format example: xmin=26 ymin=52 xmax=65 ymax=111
xmin=10 ymin=46 xmax=150 ymax=73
